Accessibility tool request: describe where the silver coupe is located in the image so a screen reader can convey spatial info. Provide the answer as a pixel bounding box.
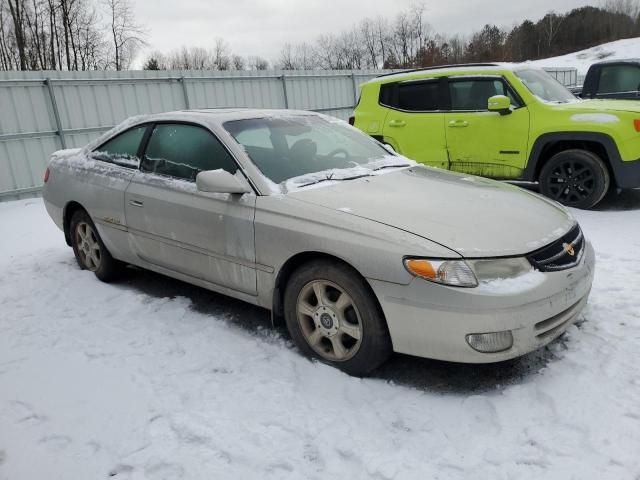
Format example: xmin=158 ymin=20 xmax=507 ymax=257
xmin=43 ymin=109 xmax=595 ymax=376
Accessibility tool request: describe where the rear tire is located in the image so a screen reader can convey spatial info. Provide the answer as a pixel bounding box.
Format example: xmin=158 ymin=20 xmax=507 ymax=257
xmin=539 ymin=149 xmax=610 ymax=209
xmin=283 ymin=260 xmax=392 ymax=377
xmin=70 ymin=209 xmax=124 ymax=282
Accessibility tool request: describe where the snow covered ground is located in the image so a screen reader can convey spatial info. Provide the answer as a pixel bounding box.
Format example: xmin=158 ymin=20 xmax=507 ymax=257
xmin=530 ymin=37 xmax=640 ymax=75
xmin=1 ymin=192 xmax=640 ymax=480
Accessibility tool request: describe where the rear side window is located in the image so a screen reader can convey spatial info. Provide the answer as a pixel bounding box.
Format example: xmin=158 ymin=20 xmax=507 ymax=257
xmin=598 ymin=65 xmax=640 ymax=94
xmin=449 ymin=78 xmax=520 ymax=111
xmin=141 ymin=124 xmax=238 ymax=181
xmin=92 ymin=126 xmax=146 ymax=167
xmin=379 ymin=80 xmax=441 ymax=111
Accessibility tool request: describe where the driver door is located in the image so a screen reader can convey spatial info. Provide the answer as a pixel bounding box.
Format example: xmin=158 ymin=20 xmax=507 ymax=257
xmin=444 ymin=76 xmax=530 ymax=179
xmin=124 ymin=122 xmax=257 ymax=295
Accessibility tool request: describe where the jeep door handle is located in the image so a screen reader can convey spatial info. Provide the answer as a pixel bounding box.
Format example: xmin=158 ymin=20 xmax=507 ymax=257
xmin=129 ymin=199 xmax=144 ymax=207
xmin=388 ymin=119 xmax=406 ymax=127
xmin=448 ymin=120 xmax=469 ymax=128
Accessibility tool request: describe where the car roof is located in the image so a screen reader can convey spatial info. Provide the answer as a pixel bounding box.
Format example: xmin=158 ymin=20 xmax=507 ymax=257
xmin=127 ymin=108 xmax=322 ymax=128
xmin=363 ymin=62 xmax=529 ymax=85
xmin=592 ymin=58 xmax=640 ymax=66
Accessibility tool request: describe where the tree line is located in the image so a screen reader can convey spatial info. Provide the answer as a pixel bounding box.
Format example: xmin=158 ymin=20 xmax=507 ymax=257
xmin=1 ymin=0 xmax=640 ymax=71
xmin=0 ymin=0 xmax=144 ymax=70
xmin=273 ymin=1 xmax=640 ymax=70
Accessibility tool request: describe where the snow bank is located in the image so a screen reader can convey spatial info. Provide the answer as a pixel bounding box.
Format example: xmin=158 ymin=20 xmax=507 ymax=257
xmin=529 ymin=37 xmax=640 ymax=75
xmin=1 ymin=197 xmax=640 ymax=479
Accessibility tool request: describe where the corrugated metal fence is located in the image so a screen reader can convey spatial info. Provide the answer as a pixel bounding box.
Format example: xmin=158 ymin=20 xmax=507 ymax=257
xmin=0 ymin=67 xmax=577 ymax=200
xmin=0 ymin=69 xmax=390 ymax=200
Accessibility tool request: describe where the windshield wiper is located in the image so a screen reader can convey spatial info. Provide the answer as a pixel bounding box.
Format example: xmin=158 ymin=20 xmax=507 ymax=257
xmin=371 ymin=163 xmax=411 ymax=171
xmin=299 ymin=173 xmax=372 ymax=188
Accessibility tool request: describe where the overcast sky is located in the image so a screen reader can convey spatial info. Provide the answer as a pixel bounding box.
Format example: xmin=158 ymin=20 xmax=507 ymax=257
xmin=133 ymin=0 xmax=593 ymax=63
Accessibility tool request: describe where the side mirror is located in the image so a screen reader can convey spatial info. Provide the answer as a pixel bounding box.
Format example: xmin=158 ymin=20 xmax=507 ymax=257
xmin=488 ymin=95 xmax=512 ymax=115
xmin=196 ymin=169 xmax=251 ymax=194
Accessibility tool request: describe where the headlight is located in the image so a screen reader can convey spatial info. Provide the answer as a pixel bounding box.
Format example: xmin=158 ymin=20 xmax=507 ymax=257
xmin=404 ymin=258 xmax=478 ymax=287
xmin=467 ymin=257 xmax=532 ymax=281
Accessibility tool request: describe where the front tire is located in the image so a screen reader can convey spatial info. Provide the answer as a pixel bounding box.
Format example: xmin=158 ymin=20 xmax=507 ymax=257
xmin=70 ymin=210 xmax=123 ymax=282
xmin=283 ymin=260 xmax=392 ymax=376
xmin=539 ymin=149 xmax=610 ymax=209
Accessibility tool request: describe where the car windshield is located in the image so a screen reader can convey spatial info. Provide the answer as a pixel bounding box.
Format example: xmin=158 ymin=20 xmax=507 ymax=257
xmin=514 ymin=68 xmax=577 ymax=103
xmin=223 ymin=115 xmax=409 ymax=189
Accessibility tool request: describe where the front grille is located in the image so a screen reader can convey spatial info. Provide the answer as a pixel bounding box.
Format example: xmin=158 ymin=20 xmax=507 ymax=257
xmin=527 ymin=224 xmax=584 ymax=272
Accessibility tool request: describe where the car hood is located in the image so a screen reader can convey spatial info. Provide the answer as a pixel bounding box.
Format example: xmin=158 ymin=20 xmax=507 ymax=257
xmin=559 ymin=99 xmax=640 ymax=114
xmin=288 ymin=167 xmax=575 ymax=258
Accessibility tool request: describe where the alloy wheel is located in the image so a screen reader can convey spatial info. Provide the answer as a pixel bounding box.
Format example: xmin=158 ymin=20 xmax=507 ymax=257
xmin=75 ymin=222 xmax=102 ymax=271
xmin=296 ymin=280 xmax=363 ymax=362
xmin=544 ymin=160 xmax=595 ymax=205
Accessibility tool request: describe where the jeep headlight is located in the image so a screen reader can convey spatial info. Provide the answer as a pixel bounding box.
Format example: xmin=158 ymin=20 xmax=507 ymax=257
xmin=404 ymin=258 xmax=478 ymax=287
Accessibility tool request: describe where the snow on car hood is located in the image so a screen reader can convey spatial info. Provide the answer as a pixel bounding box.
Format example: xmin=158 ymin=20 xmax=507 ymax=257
xmin=561 ymin=99 xmax=640 ymax=114
xmin=288 ymin=166 xmax=575 ymax=258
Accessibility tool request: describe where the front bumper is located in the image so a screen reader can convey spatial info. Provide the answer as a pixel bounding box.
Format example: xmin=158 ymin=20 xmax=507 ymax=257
xmin=369 ymin=241 xmax=595 ymax=363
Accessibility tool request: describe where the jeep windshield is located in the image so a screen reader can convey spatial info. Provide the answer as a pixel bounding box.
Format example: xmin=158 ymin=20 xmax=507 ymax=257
xmin=223 ymin=115 xmax=409 ymax=187
xmin=514 ymin=68 xmax=577 ymax=103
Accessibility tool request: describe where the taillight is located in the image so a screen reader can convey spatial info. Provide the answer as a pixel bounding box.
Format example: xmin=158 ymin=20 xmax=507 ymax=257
xmin=348 ymin=116 xmax=355 ymax=126
xmin=634 ymin=119 xmax=640 ymax=132
xmin=44 ymin=167 xmax=50 ymax=183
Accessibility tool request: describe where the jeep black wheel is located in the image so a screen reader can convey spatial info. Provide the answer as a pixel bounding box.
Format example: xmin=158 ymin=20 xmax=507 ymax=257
xmin=539 ymin=149 xmax=610 ymax=209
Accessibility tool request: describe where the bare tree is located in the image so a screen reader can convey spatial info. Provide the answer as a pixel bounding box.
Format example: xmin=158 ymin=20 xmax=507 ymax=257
xmin=247 ymin=55 xmax=268 ymax=70
xmin=103 ymin=0 xmax=145 ymax=70
xmin=231 ymin=53 xmax=244 ymax=70
xmin=6 ymin=0 xmax=27 ymax=69
xmin=212 ymin=37 xmax=229 ymax=70
xmin=539 ymin=11 xmax=564 ymax=52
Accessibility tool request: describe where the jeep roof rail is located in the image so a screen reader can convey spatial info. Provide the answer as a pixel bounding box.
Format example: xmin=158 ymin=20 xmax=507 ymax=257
xmin=376 ymin=63 xmax=500 ymax=79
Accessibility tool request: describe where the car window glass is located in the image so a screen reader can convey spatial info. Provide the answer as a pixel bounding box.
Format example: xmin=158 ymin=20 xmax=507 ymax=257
xmin=235 ymin=127 xmax=273 ymax=149
xmin=224 ymin=116 xmax=391 ymax=184
xmin=598 ymin=65 xmax=640 ymax=93
xmin=92 ymin=126 xmax=146 ymax=168
xmin=142 ymin=124 xmax=238 ymax=181
xmin=397 ymin=81 xmax=440 ymax=111
xmin=449 ymin=79 xmax=506 ymax=111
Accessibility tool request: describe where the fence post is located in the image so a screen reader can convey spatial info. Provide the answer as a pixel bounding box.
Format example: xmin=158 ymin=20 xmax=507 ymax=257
xmin=179 ymin=76 xmax=190 ymax=109
xmin=44 ymin=78 xmax=66 ymax=149
xmin=350 ymin=73 xmax=358 ymax=106
xmin=281 ymin=75 xmax=289 ymax=108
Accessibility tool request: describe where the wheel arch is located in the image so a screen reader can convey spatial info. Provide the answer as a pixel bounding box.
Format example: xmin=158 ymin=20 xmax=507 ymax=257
xmin=524 ymin=132 xmax=621 ymax=186
xmin=62 ymin=201 xmax=88 ymax=246
xmin=271 ymin=251 xmax=383 ymax=326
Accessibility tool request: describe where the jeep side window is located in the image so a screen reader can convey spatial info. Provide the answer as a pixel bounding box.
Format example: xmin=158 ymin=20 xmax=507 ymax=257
xmin=449 ymin=78 xmax=521 ymax=111
xmin=598 ymin=65 xmax=640 ymax=94
xmin=379 ymin=80 xmax=440 ymax=111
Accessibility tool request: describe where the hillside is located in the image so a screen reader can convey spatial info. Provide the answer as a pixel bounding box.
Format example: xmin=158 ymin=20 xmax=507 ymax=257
xmin=530 ymin=37 xmax=640 ymax=75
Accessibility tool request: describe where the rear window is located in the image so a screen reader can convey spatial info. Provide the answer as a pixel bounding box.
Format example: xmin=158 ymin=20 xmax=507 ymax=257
xmin=379 ymin=80 xmax=440 ymax=111
xmin=598 ymin=65 xmax=640 ymax=94
xmin=92 ymin=126 xmax=146 ymax=168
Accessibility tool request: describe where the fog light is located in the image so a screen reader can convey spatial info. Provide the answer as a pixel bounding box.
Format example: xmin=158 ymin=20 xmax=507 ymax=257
xmin=466 ymin=331 xmax=513 ymax=353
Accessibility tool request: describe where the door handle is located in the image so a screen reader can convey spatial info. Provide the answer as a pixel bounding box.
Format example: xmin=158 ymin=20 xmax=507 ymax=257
xmin=129 ymin=199 xmax=144 ymax=207
xmin=448 ymin=120 xmax=469 ymax=128
xmin=388 ymin=119 xmax=406 ymax=127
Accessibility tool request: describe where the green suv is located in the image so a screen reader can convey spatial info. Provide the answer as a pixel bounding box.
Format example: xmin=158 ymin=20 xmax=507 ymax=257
xmin=352 ymin=63 xmax=640 ymax=208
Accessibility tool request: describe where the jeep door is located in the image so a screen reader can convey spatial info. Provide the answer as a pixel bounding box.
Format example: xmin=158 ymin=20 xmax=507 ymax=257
xmin=444 ymin=76 xmax=530 ymax=179
xmin=380 ymin=78 xmax=449 ymax=169
xmin=124 ymin=122 xmax=257 ymax=295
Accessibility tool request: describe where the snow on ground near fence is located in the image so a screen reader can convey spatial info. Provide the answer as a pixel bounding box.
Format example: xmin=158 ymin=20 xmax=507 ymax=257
xmin=530 ymin=37 xmax=640 ymax=75
xmin=1 ymin=194 xmax=640 ymax=479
